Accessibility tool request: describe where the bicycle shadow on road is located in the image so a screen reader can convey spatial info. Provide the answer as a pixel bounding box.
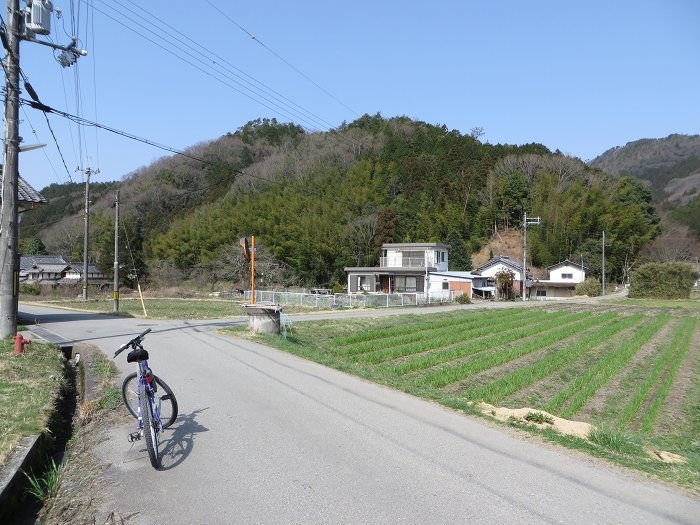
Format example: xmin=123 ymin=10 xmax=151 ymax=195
xmin=157 ymin=408 xmax=209 ymax=470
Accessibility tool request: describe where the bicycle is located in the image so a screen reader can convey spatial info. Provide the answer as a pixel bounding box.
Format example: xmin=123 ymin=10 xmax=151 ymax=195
xmin=114 ymin=328 xmax=178 ymax=468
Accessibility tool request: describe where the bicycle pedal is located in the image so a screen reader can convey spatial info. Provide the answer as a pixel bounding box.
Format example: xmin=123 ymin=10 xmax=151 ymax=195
xmin=161 ymin=394 xmax=171 ymax=401
xmin=128 ymin=431 xmax=141 ymax=442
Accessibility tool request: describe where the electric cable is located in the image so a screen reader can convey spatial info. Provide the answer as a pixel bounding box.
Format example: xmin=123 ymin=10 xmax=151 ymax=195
xmin=109 ymin=0 xmax=337 ymax=131
xmin=87 ymin=1 xmax=324 ymax=132
xmin=19 ymin=104 xmax=65 ymax=184
xmin=22 ymin=98 xmax=368 ymax=209
xmin=204 ymin=0 xmax=359 ymax=117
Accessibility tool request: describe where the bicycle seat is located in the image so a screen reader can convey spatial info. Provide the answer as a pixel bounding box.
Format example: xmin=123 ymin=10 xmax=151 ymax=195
xmin=126 ymin=348 xmax=149 ymax=363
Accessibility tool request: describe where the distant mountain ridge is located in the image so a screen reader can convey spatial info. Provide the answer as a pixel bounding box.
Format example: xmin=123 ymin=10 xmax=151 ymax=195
xmin=589 ymin=134 xmax=700 ymax=205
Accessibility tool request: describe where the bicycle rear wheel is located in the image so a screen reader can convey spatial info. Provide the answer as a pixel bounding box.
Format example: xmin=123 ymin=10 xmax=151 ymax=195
xmin=140 ymin=381 xmax=160 ymax=469
xmin=122 ymin=372 xmax=178 ymax=428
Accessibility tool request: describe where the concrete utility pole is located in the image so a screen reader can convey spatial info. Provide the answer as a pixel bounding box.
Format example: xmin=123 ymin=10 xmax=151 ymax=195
xmin=601 ymin=231 xmax=606 ymax=296
xmin=0 ymin=0 xmax=22 ymax=338
xmin=113 ymin=190 xmax=119 ymax=312
xmin=522 ymin=212 xmax=541 ymax=302
xmin=81 ymin=168 xmax=96 ymax=299
xmin=1 ymin=0 xmax=86 ymax=337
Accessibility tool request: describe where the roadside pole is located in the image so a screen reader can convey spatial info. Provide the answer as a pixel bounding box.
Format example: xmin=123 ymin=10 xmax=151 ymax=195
xmin=113 ymin=190 xmax=119 ymax=312
xmin=250 ymin=235 xmax=255 ymax=304
xmin=0 ymin=0 xmax=22 ymax=338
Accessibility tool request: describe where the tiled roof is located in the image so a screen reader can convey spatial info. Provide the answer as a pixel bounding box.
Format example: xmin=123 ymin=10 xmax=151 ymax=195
xmin=68 ymin=263 xmax=103 ymax=274
xmin=18 ymin=176 xmax=48 ymax=205
xmin=20 ymin=255 xmax=69 ymax=270
xmin=547 ymin=259 xmax=588 ymax=271
xmin=0 ymin=165 xmax=49 ymax=206
xmin=474 ymin=255 xmax=523 ymax=273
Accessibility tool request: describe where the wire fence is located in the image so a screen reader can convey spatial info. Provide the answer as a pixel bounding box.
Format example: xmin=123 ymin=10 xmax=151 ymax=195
xmin=231 ymin=290 xmax=463 ymax=309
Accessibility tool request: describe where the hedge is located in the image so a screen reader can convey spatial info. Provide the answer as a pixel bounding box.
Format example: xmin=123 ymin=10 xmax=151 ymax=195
xmin=629 ymin=262 xmax=699 ymax=299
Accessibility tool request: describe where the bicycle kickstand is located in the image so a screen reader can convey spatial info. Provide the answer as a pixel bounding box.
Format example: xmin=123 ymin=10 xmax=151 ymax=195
xmin=128 ymin=431 xmax=141 ymax=442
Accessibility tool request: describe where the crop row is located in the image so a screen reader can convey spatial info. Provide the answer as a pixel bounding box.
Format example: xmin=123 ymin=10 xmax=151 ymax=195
xmin=389 ymin=310 xmax=580 ymax=376
xmin=545 ymin=314 xmax=670 ymax=419
xmin=418 ymin=312 xmax=605 ymax=389
xmin=640 ymin=317 xmax=697 ymax=434
xmin=331 ymin=307 xmax=527 ymax=347
xmin=464 ymin=311 xmax=620 ymax=402
xmin=331 ymin=308 xmax=530 ymax=356
xmin=348 ymin=310 xmax=568 ymax=365
xmin=619 ymin=317 xmax=696 ymax=429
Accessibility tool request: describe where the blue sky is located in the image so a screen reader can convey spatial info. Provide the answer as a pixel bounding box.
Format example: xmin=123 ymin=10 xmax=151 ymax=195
xmin=6 ymin=0 xmax=700 ymax=191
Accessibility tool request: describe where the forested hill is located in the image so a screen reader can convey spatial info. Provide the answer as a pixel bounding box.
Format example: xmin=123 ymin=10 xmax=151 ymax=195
xmin=27 ymin=115 xmax=660 ymax=288
xmin=589 ymin=134 xmax=700 ymax=242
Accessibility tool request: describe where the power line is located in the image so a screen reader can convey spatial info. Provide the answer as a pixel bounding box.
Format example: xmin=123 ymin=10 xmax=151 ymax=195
xmin=1 ymin=18 xmax=71 ymax=184
xmin=204 ymin=0 xmax=359 ymax=118
xmin=22 ymin=99 xmax=367 ymax=210
xmin=109 ymin=0 xmax=337 ymax=131
xmin=87 ymin=1 xmax=326 ymax=132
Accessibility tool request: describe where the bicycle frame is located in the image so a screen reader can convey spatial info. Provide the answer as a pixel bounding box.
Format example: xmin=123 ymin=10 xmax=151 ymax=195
xmin=135 ymin=358 xmax=163 ymax=434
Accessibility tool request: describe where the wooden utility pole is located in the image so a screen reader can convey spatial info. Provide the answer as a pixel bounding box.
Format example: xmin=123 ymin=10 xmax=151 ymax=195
xmin=113 ymin=190 xmax=119 ymax=312
xmin=0 ymin=0 xmax=22 ymax=338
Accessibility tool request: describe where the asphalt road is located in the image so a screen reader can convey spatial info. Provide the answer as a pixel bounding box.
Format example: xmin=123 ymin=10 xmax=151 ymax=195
xmin=19 ymin=303 xmax=700 ymax=524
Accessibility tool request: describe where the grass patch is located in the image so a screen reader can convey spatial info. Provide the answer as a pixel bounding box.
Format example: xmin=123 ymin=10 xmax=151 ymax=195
xmin=0 ymin=339 xmax=64 ymax=467
xmin=610 ymin=297 xmax=700 ymax=311
xmin=91 ymin=352 xmax=118 ymax=381
xmin=23 ymin=457 xmax=65 ymax=502
xmin=588 ymin=427 xmax=645 ymax=456
xmin=24 ymin=296 xmax=343 ymax=320
xmin=98 ymin=385 xmax=123 ymax=410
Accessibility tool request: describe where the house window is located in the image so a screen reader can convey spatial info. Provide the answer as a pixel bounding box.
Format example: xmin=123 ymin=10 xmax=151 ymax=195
xmin=394 ymin=276 xmax=418 ymax=292
xmin=562 ymin=273 xmax=573 ymax=279
xmin=402 ymin=251 xmax=424 ymax=267
xmin=536 ymin=290 xmax=547 ymax=297
xmin=442 ymin=281 xmax=449 ymax=290
xmin=357 ymin=276 xmax=369 ymax=291
xmin=405 ymin=276 xmax=417 ymax=292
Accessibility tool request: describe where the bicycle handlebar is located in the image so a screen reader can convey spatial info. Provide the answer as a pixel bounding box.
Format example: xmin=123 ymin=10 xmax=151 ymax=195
xmin=113 ymin=328 xmax=152 ymax=358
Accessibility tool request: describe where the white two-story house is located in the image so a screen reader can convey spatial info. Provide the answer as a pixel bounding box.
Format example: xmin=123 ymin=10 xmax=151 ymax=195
xmin=529 ymin=260 xmax=587 ymax=299
xmin=345 ymin=243 xmax=450 ymax=294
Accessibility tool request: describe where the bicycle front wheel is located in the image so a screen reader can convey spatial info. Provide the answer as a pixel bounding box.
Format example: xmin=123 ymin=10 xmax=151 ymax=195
xmin=140 ymin=381 xmax=160 ymax=469
xmin=122 ymin=372 xmax=178 ymax=428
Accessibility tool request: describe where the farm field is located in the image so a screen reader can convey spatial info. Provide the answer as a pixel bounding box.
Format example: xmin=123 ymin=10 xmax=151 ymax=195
xmin=228 ymin=304 xmax=700 ymax=491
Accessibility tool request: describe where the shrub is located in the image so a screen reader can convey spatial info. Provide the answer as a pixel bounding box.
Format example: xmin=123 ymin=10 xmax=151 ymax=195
xmin=629 ymin=262 xmax=699 ymax=299
xmin=19 ymin=283 xmax=41 ymax=296
xmin=330 ymin=281 xmax=345 ymax=294
xmin=455 ymin=293 xmax=471 ymax=304
xmin=524 ymin=411 xmax=554 ymax=424
xmin=575 ymin=277 xmax=601 ymax=297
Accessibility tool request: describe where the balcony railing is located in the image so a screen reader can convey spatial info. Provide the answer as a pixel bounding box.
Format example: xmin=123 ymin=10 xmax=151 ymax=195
xmin=380 ymin=257 xmax=427 ymax=268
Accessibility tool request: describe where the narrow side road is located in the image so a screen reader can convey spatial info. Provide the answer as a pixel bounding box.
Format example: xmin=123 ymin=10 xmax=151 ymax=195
xmin=19 ymin=304 xmax=700 ymax=524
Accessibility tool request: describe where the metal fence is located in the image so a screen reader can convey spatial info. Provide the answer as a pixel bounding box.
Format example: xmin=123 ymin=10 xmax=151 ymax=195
xmin=239 ymin=290 xmax=462 ymax=309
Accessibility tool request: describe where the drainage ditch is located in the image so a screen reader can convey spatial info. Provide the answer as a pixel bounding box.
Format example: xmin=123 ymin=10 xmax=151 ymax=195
xmin=4 ymin=349 xmax=78 ymax=525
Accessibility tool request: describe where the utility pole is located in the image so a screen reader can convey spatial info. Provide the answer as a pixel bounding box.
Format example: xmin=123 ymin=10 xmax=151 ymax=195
xmin=601 ymin=231 xmax=606 ymax=296
xmin=522 ymin=212 xmax=541 ymax=302
xmin=0 ymin=0 xmax=22 ymax=338
xmin=1 ymin=0 xmax=86 ymax=337
xmin=113 ymin=190 xmax=119 ymax=312
xmin=81 ymin=167 xmax=98 ymax=300
xmin=250 ymin=235 xmax=255 ymax=304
